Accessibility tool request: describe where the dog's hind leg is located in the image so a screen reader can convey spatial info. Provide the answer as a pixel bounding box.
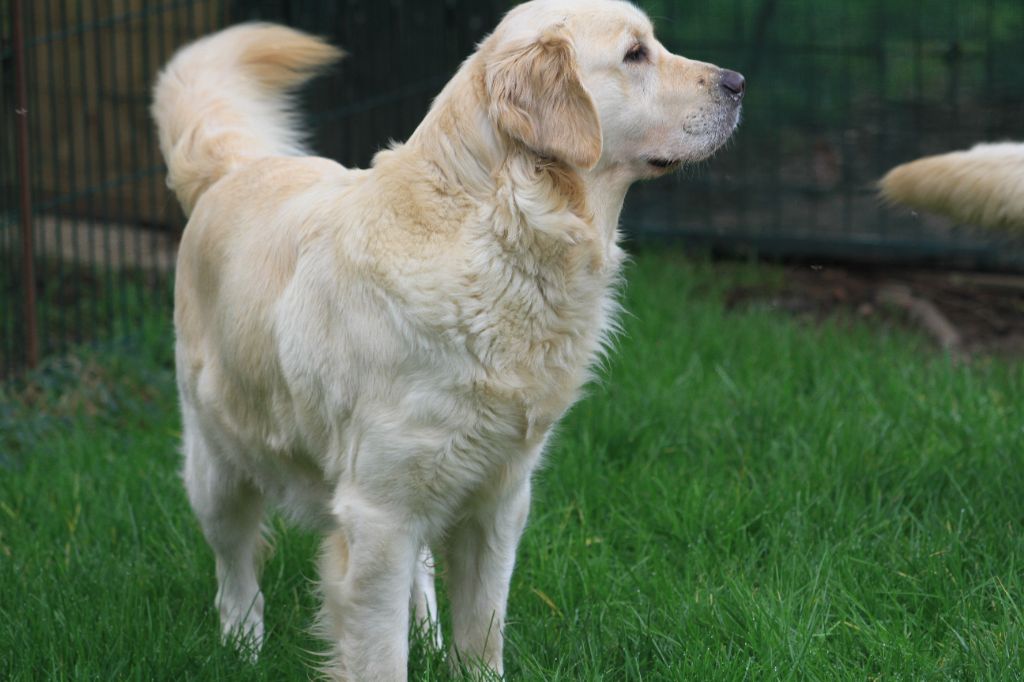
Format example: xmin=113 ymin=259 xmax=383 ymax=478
xmin=183 ymin=421 xmax=267 ymax=656
xmin=411 ymin=545 xmax=443 ymax=650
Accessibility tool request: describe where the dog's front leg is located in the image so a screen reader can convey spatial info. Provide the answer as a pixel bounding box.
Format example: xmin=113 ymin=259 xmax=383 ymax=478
xmin=445 ymin=479 xmax=531 ymax=677
xmin=318 ymin=494 xmax=420 ymax=681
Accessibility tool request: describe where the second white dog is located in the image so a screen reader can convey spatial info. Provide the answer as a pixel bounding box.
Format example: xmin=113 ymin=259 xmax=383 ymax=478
xmin=880 ymin=142 xmax=1024 ymax=230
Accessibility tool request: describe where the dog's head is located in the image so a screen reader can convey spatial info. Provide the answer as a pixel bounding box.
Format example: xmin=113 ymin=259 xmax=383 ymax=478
xmin=482 ymin=0 xmax=743 ymax=178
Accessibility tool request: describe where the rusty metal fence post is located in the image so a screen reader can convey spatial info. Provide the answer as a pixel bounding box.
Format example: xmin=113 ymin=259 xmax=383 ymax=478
xmin=11 ymin=0 xmax=38 ymax=368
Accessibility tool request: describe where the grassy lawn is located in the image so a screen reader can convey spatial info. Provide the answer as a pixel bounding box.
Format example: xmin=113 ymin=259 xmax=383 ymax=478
xmin=2 ymin=252 xmax=1023 ymax=680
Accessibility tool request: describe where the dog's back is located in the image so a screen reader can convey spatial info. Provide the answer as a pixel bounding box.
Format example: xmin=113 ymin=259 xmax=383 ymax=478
xmin=880 ymin=142 xmax=1024 ymax=230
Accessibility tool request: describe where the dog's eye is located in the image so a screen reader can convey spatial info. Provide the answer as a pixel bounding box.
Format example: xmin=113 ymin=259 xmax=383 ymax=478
xmin=623 ymin=44 xmax=648 ymax=63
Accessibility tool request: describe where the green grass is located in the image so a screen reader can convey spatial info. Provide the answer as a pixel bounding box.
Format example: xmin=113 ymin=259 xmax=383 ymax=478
xmin=2 ymin=252 xmax=1023 ymax=680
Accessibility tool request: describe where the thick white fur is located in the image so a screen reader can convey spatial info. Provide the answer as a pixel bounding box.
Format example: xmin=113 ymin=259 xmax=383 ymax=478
xmin=152 ymin=1 xmax=741 ymax=679
xmin=880 ymin=142 xmax=1024 ymax=230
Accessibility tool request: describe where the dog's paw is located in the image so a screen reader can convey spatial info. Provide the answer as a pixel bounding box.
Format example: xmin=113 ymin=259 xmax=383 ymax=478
xmin=219 ymin=596 xmax=265 ymax=662
xmin=222 ymin=618 xmax=264 ymax=662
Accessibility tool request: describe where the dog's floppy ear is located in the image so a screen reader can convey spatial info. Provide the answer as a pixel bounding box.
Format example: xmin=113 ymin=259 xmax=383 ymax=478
xmin=486 ymin=26 xmax=603 ymax=169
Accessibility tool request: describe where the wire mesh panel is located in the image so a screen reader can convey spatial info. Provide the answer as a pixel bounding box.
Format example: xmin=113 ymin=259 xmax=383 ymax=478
xmin=2 ymin=0 xmax=1024 ymax=377
xmin=623 ymin=0 xmax=1024 ymax=268
xmin=0 ymin=0 xmax=506 ymax=377
xmin=230 ymin=0 xmax=508 ymax=168
xmin=1 ymin=0 xmax=228 ymax=378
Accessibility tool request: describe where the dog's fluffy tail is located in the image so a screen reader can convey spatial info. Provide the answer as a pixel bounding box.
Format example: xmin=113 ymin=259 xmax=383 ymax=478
xmin=879 ymin=142 xmax=1024 ymax=231
xmin=152 ymin=23 xmax=342 ymax=216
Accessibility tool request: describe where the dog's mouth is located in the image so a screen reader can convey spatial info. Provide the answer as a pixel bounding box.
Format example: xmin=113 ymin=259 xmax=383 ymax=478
xmin=646 ymin=158 xmax=681 ymax=170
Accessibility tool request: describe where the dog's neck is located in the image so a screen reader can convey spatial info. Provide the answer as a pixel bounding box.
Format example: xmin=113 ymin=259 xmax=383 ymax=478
xmin=400 ymin=56 xmax=633 ymax=267
xmin=580 ymin=164 xmax=633 ymax=256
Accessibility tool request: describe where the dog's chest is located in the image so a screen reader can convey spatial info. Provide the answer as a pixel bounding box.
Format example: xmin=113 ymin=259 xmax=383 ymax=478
xmin=451 ymin=253 xmax=617 ymax=432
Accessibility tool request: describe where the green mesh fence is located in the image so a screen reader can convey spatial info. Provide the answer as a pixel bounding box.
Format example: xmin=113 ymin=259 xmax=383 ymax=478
xmin=623 ymin=0 xmax=1024 ymax=269
xmin=2 ymin=0 xmax=1023 ymax=376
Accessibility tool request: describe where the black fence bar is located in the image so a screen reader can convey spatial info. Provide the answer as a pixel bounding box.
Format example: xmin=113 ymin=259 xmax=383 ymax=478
xmin=12 ymin=0 xmax=38 ymax=368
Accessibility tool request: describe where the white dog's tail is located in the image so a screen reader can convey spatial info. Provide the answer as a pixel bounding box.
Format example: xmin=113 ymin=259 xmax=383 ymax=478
xmin=152 ymin=23 xmax=342 ymax=216
xmin=879 ymin=142 xmax=1024 ymax=231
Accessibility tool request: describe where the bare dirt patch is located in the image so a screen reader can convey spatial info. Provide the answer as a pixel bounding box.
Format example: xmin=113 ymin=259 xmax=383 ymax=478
xmin=726 ymin=264 xmax=1024 ymax=357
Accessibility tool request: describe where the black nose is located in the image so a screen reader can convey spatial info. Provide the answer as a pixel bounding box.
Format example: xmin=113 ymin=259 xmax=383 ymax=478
xmin=719 ymin=69 xmax=745 ymax=99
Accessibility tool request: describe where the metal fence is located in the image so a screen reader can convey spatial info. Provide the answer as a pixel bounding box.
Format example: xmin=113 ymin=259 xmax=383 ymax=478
xmin=2 ymin=0 xmax=1024 ymax=377
xmin=623 ymin=0 xmax=1024 ymax=269
xmin=0 ymin=0 xmax=508 ymax=377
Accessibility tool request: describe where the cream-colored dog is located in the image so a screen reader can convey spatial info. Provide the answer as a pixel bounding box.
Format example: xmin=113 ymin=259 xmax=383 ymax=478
xmin=880 ymin=142 xmax=1024 ymax=230
xmin=152 ymin=1 xmax=743 ymax=678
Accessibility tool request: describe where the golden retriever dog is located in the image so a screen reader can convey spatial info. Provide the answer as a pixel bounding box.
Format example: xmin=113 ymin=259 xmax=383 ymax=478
xmin=880 ymin=142 xmax=1024 ymax=230
xmin=152 ymin=1 xmax=743 ymax=678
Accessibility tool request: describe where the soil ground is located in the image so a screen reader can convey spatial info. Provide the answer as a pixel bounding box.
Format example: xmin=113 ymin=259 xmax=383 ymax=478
xmin=726 ymin=263 xmax=1024 ymax=357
